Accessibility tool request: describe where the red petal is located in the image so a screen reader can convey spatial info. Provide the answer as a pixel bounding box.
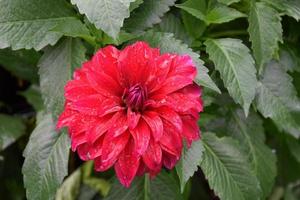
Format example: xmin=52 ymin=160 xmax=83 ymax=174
xmin=64 ymin=80 xmax=96 ymax=101
xmin=127 ymin=108 xmax=141 ymax=130
xmin=130 ymin=120 xmax=151 ymax=155
xmin=70 ymin=94 xmax=122 ymax=116
xmin=162 ymin=151 xmax=179 ymax=169
xmin=156 ymin=107 xmax=182 ymax=132
xmin=71 ymin=132 xmax=86 ymax=151
xmin=108 ymin=111 xmax=128 ymax=137
xmin=159 ymin=121 xmax=182 ymax=158
xmin=57 ymin=108 xmax=77 ymax=129
xmin=142 ymin=139 xmax=162 ymax=171
xmin=142 ymin=111 xmax=163 ymax=141
xmin=115 ymin=139 xmax=140 ymax=187
xmin=118 ymin=41 xmax=160 ymax=86
xmin=98 ymin=131 xmax=130 ymax=171
xmin=181 ymin=115 xmax=200 ymax=147
xmin=86 ymin=114 xmax=112 ymax=143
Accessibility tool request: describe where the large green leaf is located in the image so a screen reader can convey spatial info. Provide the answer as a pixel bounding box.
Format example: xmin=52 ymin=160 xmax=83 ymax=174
xmin=39 ymin=38 xmax=86 ymax=118
xmin=105 ymin=172 xmax=182 ymax=200
xmin=0 ymin=49 xmax=40 ymax=83
xmin=139 ymin=31 xmax=220 ymax=93
xmin=0 ymin=114 xmax=25 ymax=151
xmin=204 ymin=38 xmax=257 ymax=116
xmin=263 ymin=0 xmax=300 ymax=21
xmin=176 ymin=140 xmax=204 ymax=193
xmin=256 ymin=61 xmax=300 ymax=138
xmin=22 ymin=114 xmax=70 ymax=200
xmin=228 ymin=109 xmax=277 ymax=198
xmin=200 ymin=133 xmax=262 ymax=200
xmin=279 ymin=44 xmax=300 ymax=72
xmin=124 ymin=0 xmax=176 ymax=33
xmin=217 ymin=0 xmax=241 ymax=5
xmin=0 ymin=0 xmax=84 ymax=50
xmin=176 ymin=1 xmax=246 ymax=25
xmin=248 ymin=2 xmax=283 ymax=71
xmin=71 ymin=0 xmax=135 ymax=39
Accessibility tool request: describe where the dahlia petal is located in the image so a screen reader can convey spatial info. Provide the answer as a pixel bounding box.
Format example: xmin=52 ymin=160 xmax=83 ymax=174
xmin=165 ymin=93 xmax=203 ymax=113
xmin=159 ymin=121 xmax=182 ymax=158
xmin=77 ymin=143 xmax=90 ymax=161
xmin=136 ymin=161 xmax=147 ymax=176
xmin=99 ymin=131 xmax=130 ymax=171
xmin=127 ymin=108 xmax=141 ymax=130
xmin=71 ymin=133 xmax=86 ymax=151
xmin=64 ymin=80 xmax=96 ymax=101
xmin=86 ymin=115 xmax=112 ymax=143
xmin=118 ymin=41 xmax=160 ymax=85
xmin=115 ymin=139 xmax=140 ymax=187
xmin=85 ymin=69 xmax=123 ymax=97
xmin=108 ymin=111 xmax=128 ymax=137
xmin=181 ymin=115 xmax=200 ymax=147
xmin=57 ymin=108 xmax=77 ymax=129
xmin=142 ymin=139 xmax=162 ymax=171
xmin=70 ymin=94 xmax=122 ymax=116
xmin=77 ymin=138 xmax=104 ymax=161
xmin=130 ymin=120 xmax=150 ymax=155
xmin=162 ymin=151 xmax=179 ymax=169
xmin=156 ymin=107 xmax=182 ymax=133
xmin=142 ymin=111 xmax=163 ymax=141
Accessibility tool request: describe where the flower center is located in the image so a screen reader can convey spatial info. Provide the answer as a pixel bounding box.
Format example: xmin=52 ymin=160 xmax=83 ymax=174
xmin=123 ymin=84 xmax=147 ymax=111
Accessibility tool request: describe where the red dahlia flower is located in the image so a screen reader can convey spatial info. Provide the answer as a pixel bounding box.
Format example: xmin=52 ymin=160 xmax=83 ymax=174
xmin=57 ymin=41 xmax=203 ymax=187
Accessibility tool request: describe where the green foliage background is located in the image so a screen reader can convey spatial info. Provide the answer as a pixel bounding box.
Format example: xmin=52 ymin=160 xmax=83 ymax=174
xmin=0 ymin=0 xmax=300 ymax=199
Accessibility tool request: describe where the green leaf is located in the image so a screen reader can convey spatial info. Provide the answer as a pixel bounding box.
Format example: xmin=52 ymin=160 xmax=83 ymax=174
xmin=139 ymin=31 xmax=220 ymax=93
xmin=105 ymin=172 xmax=183 ymax=200
xmin=217 ymin=0 xmax=241 ymax=5
xmin=19 ymin=85 xmax=44 ymax=111
xmin=22 ymin=114 xmax=70 ymax=200
xmin=38 ymin=38 xmax=86 ymax=118
xmin=176 ymin=1 xmax=246 ymax=25
xmin=50 ymin=19 xmax=95 ymax=45
xmin=55 ymin=169 xmax=81 ymax=200
xmin=157 ymin=13 xmax=191 ymax=44
xmin=279 ymin=44 xmax=300 ymax=72
xmin=0 ymin=0 xmax=83 ymax=50
xmin=176 ymin=140 xmax=204 ymax=193
xmin=228 ymin=109 xmax=277 ymax=198
xmin=130 ymin=0 xmax=144 ymax=12
xmin=0 ymin=114 xmax=25 ymax=150
xmin=0 ymin=48 xmax=40 ymax=83
xmin=263 ymin=0 xmax=300 ymax=21
xmin=200 ymin=133 xmax=262 ymax=200
xmin=71 ymin=0 xmax=135 ymax=39
xmin=286 ymin=136 xmax=300 ymax=163
xmin=204 ymin=38 xmax=257 ymax=116
xmin=256 ymin=61 xmax=300 ymax=138
xmin=124 ymin=0 xmax=176 ymax=33
xmin=248 ymin=2 xmax=283 ymax=71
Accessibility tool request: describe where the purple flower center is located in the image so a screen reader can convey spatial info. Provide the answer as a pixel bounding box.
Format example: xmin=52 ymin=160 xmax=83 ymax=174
xmin=123 ymin=84 xmax=147 ymax=111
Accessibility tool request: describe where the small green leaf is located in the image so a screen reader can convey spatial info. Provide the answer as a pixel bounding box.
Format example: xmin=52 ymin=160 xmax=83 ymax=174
xmin=256 ymin=61 xmax=300 ymax=138
xmin=0 ymin=48 xmax=40 ymax=83
xmin=248 ymin=2 xmax=283 ymax=71
xmin=105 ymin=171 xmax=183 ymax=200
xmin=23 ymin=114 xmax=70 ymax=200
xmin=124 ymin=0 xmax=176 ymax=33
xmin=228 ymin=109 xmax=277 ymax=198
xmin=139 ymin=31 xmax=220 ymax=93
xmin=130 ymin=0 xmax=144 ymax=12
xmin=204 ymin=38 xmax=257 ymax=116
xmin=71 ymin=0 xmax=135 ymax=39
xmin=279 ymin=44 xmax=300 ymax=72
xmin=200 ymin=133 xmax=262 ymax=200
xmin=0 ymin=114 xmax=25 ymax=151
xmin=176 ymin=140 xmax=204 ymax=193
xmin=38 ymin=38 xmax=86 ymax=118
xmin=263 ymin=0 xmax=300 ymax=21
xmin=0 ymin=0 xmax=83 ymax=50
xmin=19 ymin=85 xmax=44 ymax=111
xmin=56 ymin=169 xmax=82 ymax=200
xmin=176 ymin=1 xmax=246 ymax=25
